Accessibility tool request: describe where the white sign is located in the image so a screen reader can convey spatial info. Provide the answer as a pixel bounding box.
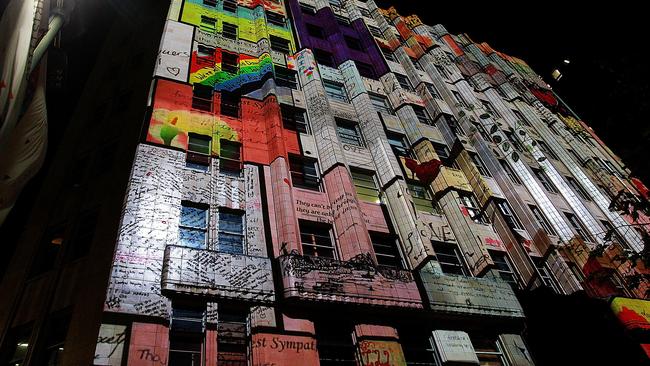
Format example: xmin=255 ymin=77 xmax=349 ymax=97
xmin=432 ymin=330 xmax=479 ymax=364
xmin=155 ymin=20 xmax=193 ymax=82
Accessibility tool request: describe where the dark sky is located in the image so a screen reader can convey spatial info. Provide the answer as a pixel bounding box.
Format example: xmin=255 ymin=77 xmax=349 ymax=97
xmin=374 ymin=1 xmax=650 ymax=183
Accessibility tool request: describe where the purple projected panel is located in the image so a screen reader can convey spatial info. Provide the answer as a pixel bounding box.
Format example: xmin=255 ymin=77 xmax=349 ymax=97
xmin=287 ymin=0 xmax=388 ymax=77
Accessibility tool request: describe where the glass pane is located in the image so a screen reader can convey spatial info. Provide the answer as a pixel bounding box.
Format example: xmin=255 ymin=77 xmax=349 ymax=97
xmin=181 ymin=206 xmax=207 ymax=229
xmin=188 ymin=135 xmax=211 ymax=154
xmin=179 ymin=228 xmax=206 ymax=249
xmin=219 ymin=212 xmax=243 ymax=233
xmin=218 ymin=233 xmax=244 ymax=254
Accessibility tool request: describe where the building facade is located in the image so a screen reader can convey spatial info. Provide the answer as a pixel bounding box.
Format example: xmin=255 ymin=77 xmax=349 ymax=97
xmin=2 ymin=0 xmax=650 ymax=365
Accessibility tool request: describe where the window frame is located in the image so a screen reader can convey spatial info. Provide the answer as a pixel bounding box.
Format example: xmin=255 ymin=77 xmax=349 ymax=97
xmin=300 ymin=221 xmax=336 ymax=258
xmin=323 ymin=80 xmax=348 ymax=102
xmin=218 ymin=209 xmax=245 ymax=255
xmin=489 ymin=249 xmax=518 ymax=288
xmin=335 ymin=118 xmax=364 ymax=147
xmin=179 ymin=202 xmax=209 ymax=249
xmin=186 ymin=133 xmax=212 ymax=172
xmin=532 ymin=168 xmax=559 ymax=194
xmin=219 ymin=139 xmax=242 ymax=176
xmin=458 ymin=192 xmax=489 ymax=224
xmin=529 ymin=204 xmax=557 ymax=236
xmin=432 ymin=241 xmax=468 ymax=276
xmin=289 ymin=154 xmax=321 ymax=191
xmin=368 ymin=93 xmax=393 ymax=115
xmin=350 ymin=168 xmax=380 ymax=204
xmin=269 ymin=35 xmax=291 ymax=54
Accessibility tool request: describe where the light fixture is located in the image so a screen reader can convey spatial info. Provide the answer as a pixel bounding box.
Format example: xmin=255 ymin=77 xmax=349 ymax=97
xmin=563 ymin=59 xmax=570 ymax=64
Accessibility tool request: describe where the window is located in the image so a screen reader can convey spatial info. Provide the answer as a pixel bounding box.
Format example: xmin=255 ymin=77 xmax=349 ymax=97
xmin=411 ymin=58 xmax=423 ymax=71
xmin=306 ymin=23 xmax=325 ymax=38
xmin=351 ymin=169 xmax=379 ymax=203
xmin=289 ymin=154 xmax=320 ymax=190
xmin=328 ymin=0 xmax=341 ymax=7
xmin=266 ymin=11 xmax=285 ymax=26
xmin=499 ymin=159 xmax=522 ymax=184
xmin=367 ymin=25 xmax=382 ymax=38
xmin=316 ymin=323 xmax=356 ymax=366
xmin=469 ymin=152 xmax=491 ymax=177
xmin=387 ymin=132 xmax=408 ymax=156
xmin=186 ymin=133 xmax=211 ymax=171
xmin=300 ymin=3 xmax=316 ymax=14
xmin=269 ymin=35 xmax=290 ymax=53
xmin=222 ymin=22 xmax=237 ymax=40
xmin=281 ymin=105 xmax=308 ymax=133
xmin=473 ymin=122 xmax=492 ymax=141
xmin=529 ymin=204 xmax=557 ymax=236
xmin=537 ymin=140 xmax=559 ymax=160
xmin=179 ymin=202 xmax=208 ymax=249
xmin=471 ymin=337 xmax=508 ymax=366
xmin=355 ymin=62 xmax=375 ymax=79
xmin=433 ymin=142 xmax=458 ymax=168
xmin=566 ymin=176 xmax=591 ymax=201
xmin=323 ymin=80 xmax=348 ymax=102
xmin=28 ymin=226 xmax=64 ymax=277
xmin=395 ymin=74 xmax=413 ymax=91
xmin=369 ymin=93 xmax=392 ymax=115
xmin=196 ymin=45 xmax=215 ymax=64
xmin=4 ymin=325 xmax=32 ymax=366
xmin=494 ymin=87 xmax=507 ymax=99
xmin=408 ymin=183 xmax=440 ymax=214
xmin=218 ymin=210 xmax=244 ymax=254
xmin=533 ymin=257 xmax=560 ymax=293
xmin=192 ymin=84 xmax=213 ymax=112
xmin=371 ymin=232 xmax=402 ymax=268
xmin=381 ymin=48 xmax=396 ymax=62
xmin=458 ymin=192 xmax=488 ymax=224
xmin=564 ymin=212 xmax=595 ymax=242
xmin=489 ymin=250 xmax=518 ymax=287
xmin=344 ymin=36 xmax=363 ymax=51
xmin=413 ymin=106 xmax=432 ymax=125
xmin=497 ymin=200 xmax=523 ymax=230
xmin=426 ymin=83 xmax=440 ymax=99
xmin=512 ymin=109 xmax=531 ymax=127
xmin=222 ymin=0 xmax=237 ymax=12
xmin=435 ymin=64 xmax=448 ymax=80
xmin=314 ymin=49 xmax=335 ymax=67
xmin=221 ymin=52 xmax=238 ymax=74
xmin=217 ymin=310 xmax=248 ymax=365
xmin=170 ymin=305 xmax=204 ymax=366
xmin=600 ymin=220 xmax=627 ymax=248
xmin=220 ymin=140 xmax=242 ymax=176
xmin=481 ymin=101 xmax=500 ymax=118
xmin=29 ymin=311 xmax=71 ymax=365
xmin=447 ymin=115 xmax=466 ymax=136
xmin=300 ymin=221 xmax=335 ymax=258
xmin=275 ymin=66 xmax=297 ymax=89
xmin=567 ymin=149 xmax=585 ymax=166
xmin=220 ymin=92 xmax=240 ymax=117
xmin=549 ymin=122 xmax=561 ymax=136
xmin=334 ymin=14 xmax=350 ymax=26
xmin=433 ymin=241 xmax=468 ymax=276
xmin=203 ymin=0 xmax=217 ymax=6
xmin=532 ymin=168 xmax=558 ymax=193
xmin=504 ymin=130 xmax=524 ymax=152
xmin=336 ymin=118 xmax=364 ymax=146
xmin=451 ymin=91 xmax=468 ymax=109
xmin=69 ymin=211 xmax=99 ymax=260
xmin=200 ymin=15 xmax=217 ymax=32
xmin=358 ymin=7 xmax=371 ymax=17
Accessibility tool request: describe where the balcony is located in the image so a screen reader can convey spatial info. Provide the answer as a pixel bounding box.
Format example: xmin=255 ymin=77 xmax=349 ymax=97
xmin=162 ymin=245 xmax=274 ymax=303
xmin=278 ymin=253 xmax=423 ymax=308
xmin=419 ymin=272 xmax=525 ymax=318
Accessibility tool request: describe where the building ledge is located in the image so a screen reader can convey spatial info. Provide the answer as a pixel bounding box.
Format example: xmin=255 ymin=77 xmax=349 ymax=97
xmin=162 ymin=245 xmax=274 ymax=303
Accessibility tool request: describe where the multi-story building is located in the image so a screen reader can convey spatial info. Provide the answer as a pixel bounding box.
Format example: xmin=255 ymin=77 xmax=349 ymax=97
xmin=2 ymin=0 xmax=650 ymax=365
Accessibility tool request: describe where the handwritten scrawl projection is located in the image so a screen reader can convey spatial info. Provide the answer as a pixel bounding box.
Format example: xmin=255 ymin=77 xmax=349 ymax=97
xmin=94 ymin=324 xmax=127 ymax=365
xmin=155 ymin=20 xmax=193 ymax=82
xmin=162 ymin=245 xmax=275 ymax=302
xmin=280 ymin=252 xmax=422 ymax=308
xmin=359 ymin=340 xmax=407 ymax=366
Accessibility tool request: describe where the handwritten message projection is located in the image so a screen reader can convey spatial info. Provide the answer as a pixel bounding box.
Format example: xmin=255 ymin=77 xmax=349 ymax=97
xmin=155 ymin=20 xmax=192 ymax=82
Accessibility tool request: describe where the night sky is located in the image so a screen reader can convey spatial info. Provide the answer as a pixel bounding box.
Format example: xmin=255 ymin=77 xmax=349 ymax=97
xmin=374 ymin=1 xmax=650 ymax=183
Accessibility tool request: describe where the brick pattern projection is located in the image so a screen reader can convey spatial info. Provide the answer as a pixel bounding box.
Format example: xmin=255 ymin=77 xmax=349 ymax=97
xmin=97 ymin=0 xmax=650 ymax=364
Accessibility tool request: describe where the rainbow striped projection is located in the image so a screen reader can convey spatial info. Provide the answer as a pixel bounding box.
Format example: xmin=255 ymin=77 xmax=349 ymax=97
xmin=190 ymin=52 xmax=274 ymax=92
